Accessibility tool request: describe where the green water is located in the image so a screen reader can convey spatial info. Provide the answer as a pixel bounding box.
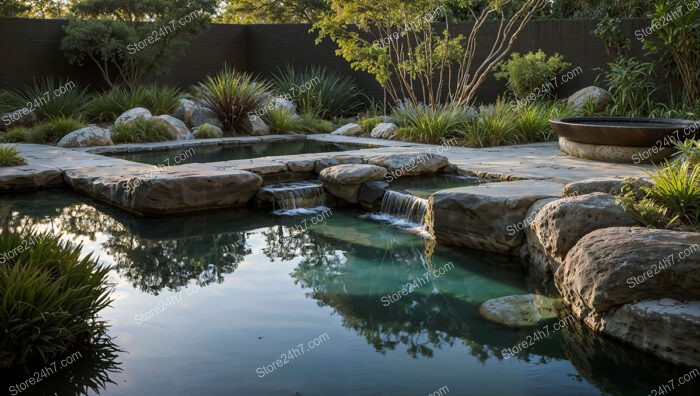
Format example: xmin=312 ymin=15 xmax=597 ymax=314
xmin=0 ymin=191 xmax=696 ymax=396
xmin=103 ymin=141 xmax=375 ymax=165
xmin=389 ymin=174 xmax=485 ymax=198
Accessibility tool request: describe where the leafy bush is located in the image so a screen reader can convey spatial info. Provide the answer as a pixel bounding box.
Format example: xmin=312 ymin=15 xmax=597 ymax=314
xmin=272 ymin=66 xmax=365 ymax=119
xmin=262 ymin=107 xmax=301 ymax=134
xmin=297 ymin=113 xmax=334 ymax=134
xmin=86 ymin=86 xmax=180 ymax=123
xmin=0 ymin=127 xmax=30 ymax=143
xmin=29 ymin=117 xmax=86 ymax=144
xmin=463 ymin=101 xmax=519 ymax=147
xmin=599 ymin=57 xmax=656 ymax=117
xmin=0 ymin=228 xmax=112 ymax=368
xmin=494 ymin=50 xmax=571 ymax=98
xmin=516 ymin=100 xmax=577 ymax=141
xmin=592 ymin=17 xmax=631 ymax=57
xmin=193 ymin=66 xmax=272 ymax=132
xmin=360 ymin=116 xmax=383 ymax=133
xmin=13 ymin=78 xmax=89 ymax=121
xmin=111 ymin=118 xmax=172 ymax=143
xmin=393 ymin=102 xmax=470 ymax=143
xmin=61 ymin=0 xmax=216 ymax=90
xmin=0 ymin=145 xmax=26 ymax=166
xmin=673 ymin=139 xmax=700 ymax=167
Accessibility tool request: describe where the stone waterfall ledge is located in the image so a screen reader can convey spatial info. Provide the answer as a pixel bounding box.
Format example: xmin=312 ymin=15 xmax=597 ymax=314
xmin=64 ymin=163 xmax=262 ymax=216
xmin=0 ymin=164 xmax=64 ymax=191
xmin=428 ymin=180 xmax=564 ymax=255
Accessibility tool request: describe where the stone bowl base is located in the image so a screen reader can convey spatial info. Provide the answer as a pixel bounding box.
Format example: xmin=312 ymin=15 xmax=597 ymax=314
xmin=559 ymin=137 xmax=674 ymax=164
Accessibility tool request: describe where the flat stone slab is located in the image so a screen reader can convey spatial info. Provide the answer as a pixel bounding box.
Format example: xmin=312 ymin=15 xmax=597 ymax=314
xmin=0 ymin=164 xmax=64 ymax=191
xmin=429 ymin=180 xmax=563 ymax=254
xmin=478 ymin=294 xmax=561 ymax=328
xmin=367 ymin=152 xmax=448 ymax=177
xmin=64 ymin=164 xmax=262 ymax=216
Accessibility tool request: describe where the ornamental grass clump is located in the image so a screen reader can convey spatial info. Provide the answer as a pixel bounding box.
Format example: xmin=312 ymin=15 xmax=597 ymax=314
xmin=110 ymin=118 xmax=172 ymax=143
xmin=0 ymin=228 xmax=113 ymax=369
xmin=0 ymin=145 xmax=26 ymax=167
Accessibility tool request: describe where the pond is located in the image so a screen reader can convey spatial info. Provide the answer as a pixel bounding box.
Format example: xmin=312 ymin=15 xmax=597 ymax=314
xmin=0 ymin=191 xmax=695 ymax=396
xmin=102 ymin=141 xmax=377 ymax=165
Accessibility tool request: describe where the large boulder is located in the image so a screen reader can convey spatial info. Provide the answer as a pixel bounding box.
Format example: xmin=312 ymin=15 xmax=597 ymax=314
xmin=57 ymin=126 xmax=113 ymax=148
xmin=314 ymin=155 xmax=363 ymax=173
xmin=193 ymin=123 xmax=224 ymax=139
xmin=368 ymin=152 xmax=448 ymax=178
xmin=556 ymin=227 xmax=700 ymax=326
xmin=567 ymin=86 xmax=612 ymax=112
xmin=172 ymin=98 xmax=197 ymax=124
xmin=370 ymin=123 xmax=399 ymax=139
xmin=331 ymin=123 xmax=363 ymax=136
xmin=429 ymin=180 xmax=563 ymax=255
xmin=1 ymin=108 xmax=37 ymax=130
xmin=241 ymin=115 xmax=270 ymax=136
xmin=270 ymin=97 xmax=297 ymax=114
xmin=478 ymin=294 xmax=562 ymax=328
xmin=319 ymin=164 xmax=387 ymax=203
xmin=523 ymin=198 xmax=558 ymax=271
xmin=152 ymin=115 xmax=190 ymax=140
xmin=190 ymin=106 xmax=222 ymax=129
xmin=527 ymin=193 xmax=637 ymax=273
xmin=115 ymin=107 xmax=152 ymax=125
xmin=358 ymin=180 xmax=389 ymax=209
xmin=64 ymin=164 xmax=263 ymax=216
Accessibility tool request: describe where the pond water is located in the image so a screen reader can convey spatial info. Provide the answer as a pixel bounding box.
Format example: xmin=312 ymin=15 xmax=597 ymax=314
xmin=0 ymin=191 xmax=696 ymax=396
xmin=102 ymin=141 xmax=376 ymax=165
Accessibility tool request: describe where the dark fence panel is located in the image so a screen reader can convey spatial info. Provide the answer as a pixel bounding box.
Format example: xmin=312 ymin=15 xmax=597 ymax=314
xmin=0 ymin=17 xmax=668 ymax=103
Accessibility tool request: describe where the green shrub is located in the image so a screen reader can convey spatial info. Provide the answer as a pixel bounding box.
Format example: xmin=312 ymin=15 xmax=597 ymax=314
xmin=272 ymin=65 xmax=365 ymax=119
xmin=194 ymin=123 xmax=223 ymax=139
xmin=140 ymin=85 xmax=181 ymax=115
xmin=494 ymin=50 xmax=571 ymax=99
xmin=600 ymin=57 xmax=656 ymax=117
xmin=360 ymin=116 xmax=382 ymax=133
xmin=392 ymin=102 xmax=470 ymax=143
xmin=0 ymin=228 xmax=112 ymax=368
xmin=13 ymin=78 xmax=89 ymax=121
xmin=0 ymin=145 xmax=26 ymax=166
xmin=674 ymin=139 xmax=700 ymax=167
xmin=516 ymin=101 xmax=578 ymax=142
xmin=263 ymin=107 xmax=301 ymax=133
xmin=29 ymin=117 xmax=85 ymax=144
xmin=111 ymin=118 xmax=172 ymax=143
xmin=0 ymin=90 xmax=22 ymax=113
xmin=463 ymin=101 xmax=519 ymax=147
xmin=0 ymin=127 xmax=30 ymax=143
xmin=193 ymin=65 xmax=272 ymax=132
xmin=86 ymin=86 xmax=180 ymax=123
xmin=297 ymin=113 xmax=334 ymax=134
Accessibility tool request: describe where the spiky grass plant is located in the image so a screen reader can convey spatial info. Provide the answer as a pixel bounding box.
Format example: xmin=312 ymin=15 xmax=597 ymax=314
xmin=646 ymin=160 xmax=700 ymax=226
xmin=14 ymin=77 xmax=89 ymax=120
xmin=297 ymin=113 xmax=334 ymax=133
xmin=359 ymin=116 xmax=383 ymax=133
xmin=673 ymin=139 xmax=700 ymax=167
xmin=193 ymin=66 xmax=271 ymax=132
xmin=272 ymin=65 xmax=365 ymax=119
xmin=0 ymin=145 xmax=26 ymax=167
xmin=0 ymin=228 xmax=112 ymax=368
xmin=85 ymin=86 xmax=180 ymax=123
xmin=0 ymin=90 xmax=22 ymax=113
xmin=516 ymin=101 xmax=578 ymax=142
xmin=262 ymin=107 xmax=301 ymax=134
xmin=110 ymin=118 xmax=172 ymax=143
xmin=0 ymin=128 xmax=30 ymax=143
xmin=28 ymin=117 xmax=85 ymax=144
xmin=463 ymin=100 xmax=519 ymax=147
xmin=392 ymin=102 xmax=470 ymax=143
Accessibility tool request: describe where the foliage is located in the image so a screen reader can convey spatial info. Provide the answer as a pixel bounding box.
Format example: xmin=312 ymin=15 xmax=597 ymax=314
xmin=599 ymin=57 xmax=657 ymax=117
xmin=61 ymin=0 xmax=216 ymax=90
xmin=314 ymin=0 xmax=546 ymax=108
xmin=218 ymin=0 xmax=328 ymax=23
xmin=194 ymin=123 xmax=222 ymax=139
xmin=393 ymin=102 xmax=470 ymax=143
xmin=494 ymin=50 xmax=571 ymax=99
xmin=86 ymin=85 xmax=179 ymax=123
xmin=272 ymin=66 xmax=365 ymax=119
xmin=29 ymin=117 xmax=85 ymax=144
xmin=0 ymin=228 xmax=112 ymax=368
xmin=643 ymin=0 xmax=700 ymax=102
xmin=297 ymin=113 xmax=334 ymax=133
xmin=516 ymin=100 xmax=576 ymax=141
xmin=0 ymin=0 xmax=30 ymax=17
xmin=0 ymin=145 xmax=26 ymax=166
xmin=0 ymin=128 xmax=30 ymax=144
xmin=110 ymin=118 xmax=172 ymax=143
xmin=13 ymin=77 xmax=89 ymax=121
xmin=360 ymin=116 xmax=383 ymax=133
xmin=262 ymin=107 xmax=301 ymax=134
xmin=193 ymin=65 xmax=272 ymax=132
xmin=0 ymin=91 xmax=23 ymax=113
xmin=673 ymin=139 xmax=700 ymax=168
xmin=592 ymin=17 xmax=631 ymax=57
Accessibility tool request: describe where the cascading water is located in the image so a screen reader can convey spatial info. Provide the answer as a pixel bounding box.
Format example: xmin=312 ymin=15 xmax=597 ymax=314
xmin=258 ymin=181 xmax=327 ymax=215
xmin=362 ymin=190 xmax=429 ymax=234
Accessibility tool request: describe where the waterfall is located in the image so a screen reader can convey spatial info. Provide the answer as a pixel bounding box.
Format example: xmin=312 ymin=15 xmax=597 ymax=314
xmin=258 ymin=182 xmax=327 ymax=214
xmin=377 ymin=190 xmax=429 ymax=228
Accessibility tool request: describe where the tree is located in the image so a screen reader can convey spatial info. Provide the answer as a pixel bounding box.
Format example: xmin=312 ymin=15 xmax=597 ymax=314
xmin=0 ymin=0 xmax=30 ymax=16
xmin=61 ymin=0 xmax=216 ymax=90
xmin=313 ymin=0 xmax=546 ymax=108
xmin=218 ymin=0 xmax=329 ymax=24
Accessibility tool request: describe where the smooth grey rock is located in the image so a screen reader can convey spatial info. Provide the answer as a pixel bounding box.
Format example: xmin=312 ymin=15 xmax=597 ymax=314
xmin=563 ymin=177 xmax=629 ymax=196
xmin=429 ymin=180 xmax=563 ymax=254
xmin=115 ymin=107 xmax=151 ymax=125
xmin=1 ymin=108 xmax=37 ymax=130
xmin=559 ymin=137 xmax=674 ymax=163
xmin=331 ymin=123 xmax=363 ymax=136
xmin=285 ymin=159 xmax=316 ymax=173
xmin=241 ymin=115 xmax=271 ymax=136
xmin=190 ymin=106 xmax=222 ymax=129
xmin=57 ymin=126 xmax=113 ymax=148
xmin=567 ymin=86 xmax=612 ymax=112
xmin=370 ymin=123 xmax=399 ymax=139
xmin=556 ymin=227 xmax=700 ymax=327
xmin=153 ymin=115 xmax=190 ymax=140
xmin=478 ymin=294 xmax=562 ymax=328
xmin=270 ymin=97 xmax=297 ymax=114
xmin=524 ymin=198 xmax=558 ymax=272
xmin=319 ymin=164 xmax=387 ymax=203
xmin=172 ymin=98 xmax=197 ymax=124
xmin=0 ymin=164 xmax=63 ymax=191
xmin=193 ymin=123 xmax=224 ymax=139
xmin=63 ymin=164 xmax=263 ymax=215
xmin=314 ymin=155 xmax=363 ymax=173
xmin=368 ymin=152 xmax=448 ymax=178
xmin=528 ymin=193 xmax=637 ymax=273
xmin=358 ymin=180 xmax=389 ymax=208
